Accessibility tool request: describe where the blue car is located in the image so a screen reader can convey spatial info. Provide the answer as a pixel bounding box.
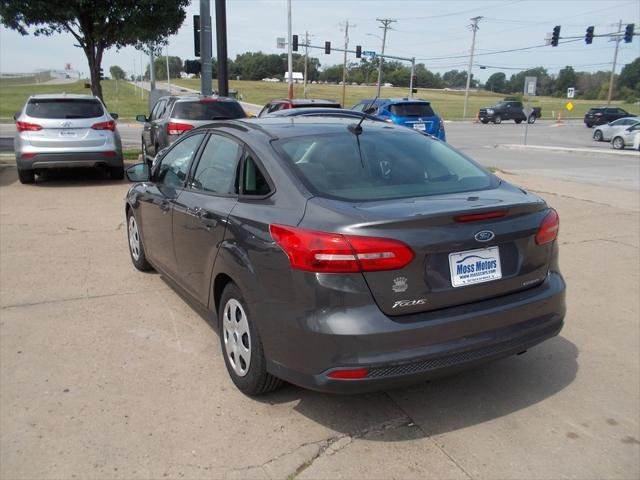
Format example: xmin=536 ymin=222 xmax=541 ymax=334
xmin=352 ymin=98 xmax=446 ymax=141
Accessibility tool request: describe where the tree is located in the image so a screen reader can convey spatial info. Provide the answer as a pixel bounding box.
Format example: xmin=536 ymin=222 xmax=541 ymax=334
xmin=485 ymin=72 xmax=506 ymax=93
xmin=146 ymin=56 xmax=183 ymax=80
xmin=617 ymin=58 xmax=640 ymax=96
xmin=554 ymin=66 xmax=577 ymax=96
xmin=109 ymin=65 xmax=126 ymax=80
xmin=0 ymin=0 xmax=189 ymax=103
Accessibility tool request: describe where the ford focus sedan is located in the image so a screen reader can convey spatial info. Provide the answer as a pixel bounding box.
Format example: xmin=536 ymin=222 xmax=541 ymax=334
xmin=124 ymin=117 xmax=565 ymax=395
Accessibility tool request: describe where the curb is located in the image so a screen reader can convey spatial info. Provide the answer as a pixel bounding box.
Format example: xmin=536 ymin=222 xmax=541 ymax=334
xmin=497 ymin=144 xmax=640 ymax=157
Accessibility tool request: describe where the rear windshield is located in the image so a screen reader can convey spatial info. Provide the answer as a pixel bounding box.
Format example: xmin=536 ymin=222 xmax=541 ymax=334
xmin=171 ymin=101 xmax=246 ymax=120
xmin=26 ymin=99 xmax=104 ymax=119
xmin=275 ymin=129 xmax=494 ymax=201
xmin=389 ymin=103 xmax=435 ymax=117
xmin=588 ymin=108 xmax=604 ymax=113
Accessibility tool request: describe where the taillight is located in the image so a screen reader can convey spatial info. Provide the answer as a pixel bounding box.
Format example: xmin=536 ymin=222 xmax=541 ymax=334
xmin=269 ymin=224 xmax=415 ymax=273
xmin=535 ymin=209 xmax=559 ymax=245
xmin=328 ymin=369 xmax=369 ymax=379
xmin=101 ymin=151 xmax=117 ymax=156
xmin=167 ymin=122 xmax=194 ymax=136
xmin=91 ymin=120 xmax=116 ymax=131
xmin=16 ymin=121 xmax=42 ymax=132
xmin=439 ymin=118 xmax=444 ymax=131
xmin=455 ymin=210 xmax=507 ymax=222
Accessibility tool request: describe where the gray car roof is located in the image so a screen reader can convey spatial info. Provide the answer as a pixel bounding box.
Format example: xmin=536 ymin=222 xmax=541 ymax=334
xmin=28 ymin=93 xmax=100 ymax=100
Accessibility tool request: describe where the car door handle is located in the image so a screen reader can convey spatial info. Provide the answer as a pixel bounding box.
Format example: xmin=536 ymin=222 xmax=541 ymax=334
xmin=188 ymin=207 xmax=217 ymax=228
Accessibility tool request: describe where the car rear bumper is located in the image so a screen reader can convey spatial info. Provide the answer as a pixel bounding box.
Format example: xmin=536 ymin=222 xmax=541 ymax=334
xmin=16 ymin=151 xmax=123 ymax=170
xmin=266 ymin=271 xmax=566 ymax=393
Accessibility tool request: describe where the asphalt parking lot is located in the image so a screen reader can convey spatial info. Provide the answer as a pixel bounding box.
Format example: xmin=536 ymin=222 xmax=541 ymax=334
xmin=0 ymin=124 xmax=639 ymax=479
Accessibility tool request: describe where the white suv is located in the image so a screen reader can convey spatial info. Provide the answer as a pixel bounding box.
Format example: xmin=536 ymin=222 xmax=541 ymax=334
xmin=14 ymin=94 xmax=123 ymax=183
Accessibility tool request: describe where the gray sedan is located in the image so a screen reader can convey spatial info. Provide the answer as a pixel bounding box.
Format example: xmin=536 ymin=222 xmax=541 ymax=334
xmin=593 ymin=117 xmax=640 ymax=142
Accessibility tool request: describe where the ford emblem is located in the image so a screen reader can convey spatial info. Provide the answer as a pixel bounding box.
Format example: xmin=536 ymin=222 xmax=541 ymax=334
xmin=475 ymin=230 xmax=495 ymax=242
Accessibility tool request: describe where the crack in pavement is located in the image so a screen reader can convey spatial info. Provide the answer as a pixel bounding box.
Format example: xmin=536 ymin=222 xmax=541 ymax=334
xmin=0 ymin=288 xmax=163 ymax=310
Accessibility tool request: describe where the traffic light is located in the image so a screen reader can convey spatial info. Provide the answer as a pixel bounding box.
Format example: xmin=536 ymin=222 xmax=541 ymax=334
xmin=194 ymin=15 xmax=200 ymax=57
xmin=99 ymin=68 xmax=104 ymax=80
xmin=551 ymin=25 xmax=561 ymax=47
xmin=624 ymin=23 xmax=634 ymax=43
xmin=355 ymin=45 xmax=362 ymax=58
xmin=585 ymin=26 xmax=594 ymax=44
xmin=292 ymin=34 xmax=298 ymax=51
xmin=185 ymin=60 xmax=201 ymax=75
xmin=411 ymin=75 xmax=418 ymax=93
xmin=324 ymin=41 xmax=331 ymax=54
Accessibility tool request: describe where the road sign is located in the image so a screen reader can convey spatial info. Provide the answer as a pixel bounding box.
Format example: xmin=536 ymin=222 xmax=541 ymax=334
xmin=524 ymin=76 xmax=537 ymax=96
xmin=523 ymin=104 xmax=534 ymax=119
xmin=277 ymin=37 xmax=285 ymax=49
xmin=362 ymin=50 xmax=376 ymax=57
xmin=567 ymin=87 xmax=575 ymax=99
xmin=566 ymin=102 xmax=574 ymax=111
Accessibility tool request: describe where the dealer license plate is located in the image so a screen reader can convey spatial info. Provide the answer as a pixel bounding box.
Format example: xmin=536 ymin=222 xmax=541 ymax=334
xmin=449 ymin=246 xmax=502 ymax=288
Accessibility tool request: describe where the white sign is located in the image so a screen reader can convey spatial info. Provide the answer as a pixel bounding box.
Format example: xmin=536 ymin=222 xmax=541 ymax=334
xmin=567 ymin=87 xmax=575 ymax=99
xmin=524 ymin=76 xmax=537 ymax=96
xmin=449 ymin=246 xmax=502 ymax=288
xmin=276 ymin=37 xmax=285 ymax=49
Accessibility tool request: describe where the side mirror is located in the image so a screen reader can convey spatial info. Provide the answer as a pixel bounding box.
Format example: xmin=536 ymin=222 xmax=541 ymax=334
xmin=125 ymin=163 xmax=150 ymax=183
xmin=13 ymin=113 xmax=19 ymax=121
xmin=110 ymin=113 xmax=119 ymax=120
xmin=136 ymin=114 xmax=148 ymax=122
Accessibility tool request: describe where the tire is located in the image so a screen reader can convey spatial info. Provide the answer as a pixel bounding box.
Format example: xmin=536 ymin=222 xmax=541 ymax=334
xmin=515 ymin=119 xmax=523 ymax=124
xmin=493 ymin=115 xmax=502 ymax=124
xmin=593 ymin=130 xmax=603 ymax=142
xmin=612 ymin=136 xmax=625 ymax=150
xmin=528 ymin=115 xmax=536 ymax=124
xmin=126 ymin=210 xmax=153 ymax=271
xmin=585 ymin=123 xmax=592 ymax=128
xmin=480 ymin=119 xmax=489 ymax=124
xmin=219 ymin=283 xmax=282 ymax=395
xmin=110 ymin=166 xmax=125 ymax=180
xmin=17 ymin=168 xmax=35 ymax=184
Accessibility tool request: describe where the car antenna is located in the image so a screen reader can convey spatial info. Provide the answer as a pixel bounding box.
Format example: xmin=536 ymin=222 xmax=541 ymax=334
xmin=348 ymin=95 xmax=379 ymax=135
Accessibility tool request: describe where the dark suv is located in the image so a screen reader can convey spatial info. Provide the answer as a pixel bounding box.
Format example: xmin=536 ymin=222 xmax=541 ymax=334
xmin=137 ymin=96 xmax=246 ymax=162
xmin=584 ymin=106 xmax=635 ymax=128
xmin=258 ymin=99 xmax=341 ymax=117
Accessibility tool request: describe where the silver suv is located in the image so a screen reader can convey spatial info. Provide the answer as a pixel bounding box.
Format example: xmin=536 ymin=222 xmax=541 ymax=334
xmin=14 ymin=94 xmax=124 ymax=184
xmin=136 ymin=95 xmax=246 ymax=163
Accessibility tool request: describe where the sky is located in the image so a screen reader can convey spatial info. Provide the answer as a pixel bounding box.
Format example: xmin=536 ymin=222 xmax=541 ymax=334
xmin=0 ymin=0 xmax=639 ymax=82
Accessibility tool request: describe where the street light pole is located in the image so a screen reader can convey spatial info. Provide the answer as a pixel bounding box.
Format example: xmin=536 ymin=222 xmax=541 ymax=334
xmin=165 ymin=36 xmax=171 ymax=93
xmin=375 ymin=18 xmax=395 ymax=97
xmin=199 ymin=0 xmax=213 ymax=96
xmin=303 ymin=31 xmax=310 ymax=98
xmin=606 ymin=19 xmax=622 ymax=106
xmin=287 ymin=0 xmax=293 ymax=100
xmin=462 ymin=16 xmax=482 ymax=119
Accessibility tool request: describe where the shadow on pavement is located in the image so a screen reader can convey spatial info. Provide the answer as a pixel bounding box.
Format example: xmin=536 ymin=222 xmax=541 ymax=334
xmin=0 ymin=163 xmax=136 ymax=188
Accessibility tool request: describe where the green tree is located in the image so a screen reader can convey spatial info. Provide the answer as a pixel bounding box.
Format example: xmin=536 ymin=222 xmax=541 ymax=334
xmin=617 ymin=58 xmax=640 ymax=96
xmin=485 ymin=72 xmax=506 ymax=93
xmin=554 ymin=66 xmax=577 ymax=96
xmin=0 ymin=0 xmax=189 ymax=103
xmin=109 ymin=65 xmax=126 ymax=80
xmin=146 ymin=56 xmax=183 ymax=80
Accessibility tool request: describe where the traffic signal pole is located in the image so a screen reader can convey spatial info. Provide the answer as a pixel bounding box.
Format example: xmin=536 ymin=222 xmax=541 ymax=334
xmin=287 ymin=0 xmax=293 ymax=100
xmin=199 ymin=0 xmax=213 ymax=96
xmin=606 ymin=20 xmax=622 ymax=106
xmin=409 ymin=57 xmax=415 ymax=99
xmin=215 ymin=0 xmax=229 ymax=97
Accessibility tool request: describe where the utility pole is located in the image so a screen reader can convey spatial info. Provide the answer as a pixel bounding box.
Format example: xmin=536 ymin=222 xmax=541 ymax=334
xmin=287 ymin=0 xmax=293 ymax=100
xmin=606 ymin=20 xmax=622 ymax=106
xmin=409 ymin=57 xmax=415 ymax=99
xmin=165 ymin=36 xmax=171 ymax=93
xmin=303 ymin=31 xmax=310 ymax=98
xmin=341 ymin=20 xmax=355 ymax=107
xmin=375 ymin=18 xmax=396 ymax=97
xmin=148 ymin=47 xmax=156 ymax=92
xmin=215 ymin=0 xmax=229 ymax=96
xmin=199 ymin=0 xmax=213 ymax=96
xmin=463 ymin=16 xmax=482 ymax=119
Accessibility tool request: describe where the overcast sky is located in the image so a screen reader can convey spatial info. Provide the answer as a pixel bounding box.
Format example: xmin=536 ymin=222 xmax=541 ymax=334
xmin=0 ymin=0 xmax=639 ymax=81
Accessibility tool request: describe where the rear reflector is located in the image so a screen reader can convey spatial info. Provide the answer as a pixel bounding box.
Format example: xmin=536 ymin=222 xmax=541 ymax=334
xmin=269 ymin=224 xmax=415 ymax=273
xmin=328 ymin=369 xmax=369 ymax=379
xmin=21 ymin=153 xmax=36 ymax=158
xmin=91 ymin=120 xmax=116 ymax=131
xmin=455 ymin=210 xmax=507 ymax=222
xmin=16 ymin=121 xmax=42 ymax=132
xmin=101 ymin=151 xmax=117 ymax=157
xmin=167 ymin=122 xmax=194 ymax=135
xmin=535 ymin=208 xmax=559 ymax=245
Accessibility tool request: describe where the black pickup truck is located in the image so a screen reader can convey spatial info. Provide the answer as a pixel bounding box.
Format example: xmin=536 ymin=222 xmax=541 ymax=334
xmin=478 ymin=101 xmax=542 ymax=124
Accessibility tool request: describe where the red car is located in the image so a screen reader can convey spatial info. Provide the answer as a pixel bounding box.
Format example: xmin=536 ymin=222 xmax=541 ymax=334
xmin=258 ymin=98 xmax=341 ymax=117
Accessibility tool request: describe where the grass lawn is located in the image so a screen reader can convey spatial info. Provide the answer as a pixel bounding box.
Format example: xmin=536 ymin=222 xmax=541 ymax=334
xmin=0 ymin=79 xmax=149 ymax=121
xmin=173 ymin=78 xmax=639 ymax=120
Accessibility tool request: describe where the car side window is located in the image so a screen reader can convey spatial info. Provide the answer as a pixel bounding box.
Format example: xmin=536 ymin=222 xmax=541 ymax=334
xmin=352 ymin=103 xmax=366 ymax=112
xmin=190 ymin=134 xmax=242 ymax=194
xmin=156 ymin=133 xmax=205 ymax=187
xmin=242 ymin=153 xmax=271 ymax=196
xmin=151 ymin=100 xmax=167 ymax=121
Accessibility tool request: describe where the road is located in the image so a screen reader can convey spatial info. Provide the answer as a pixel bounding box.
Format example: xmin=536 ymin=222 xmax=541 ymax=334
xmin=0 ymin=163 xmax=638 ymax=479
xmin=2 ymin=120 xmax=638 ymax=190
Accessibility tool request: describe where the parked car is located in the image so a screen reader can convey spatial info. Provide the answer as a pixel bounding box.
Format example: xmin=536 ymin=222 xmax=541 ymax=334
xmin=584 ymin=106 xmax=636 ymax=128
xmin=351 ymin=98 xmax=446 ymax=140
xmin=265 ymin=107 xmax=382 ymax=121
xmin=592 ymin=117 xmax=640 ymax=141
xmin=478 ymin=101 xmax=541 ymax=124
xmin=14 ymin=94 xmax=123 ymax=184
xmin=137 ymin=95 xmax=246 ymax=163
xmin=124 ymin=117 xmax=565 ymax=395
xmin=611 ymin=123 xmax=640 ymax=149
xmin=258 ymin=98 xmax=341 ymax=117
